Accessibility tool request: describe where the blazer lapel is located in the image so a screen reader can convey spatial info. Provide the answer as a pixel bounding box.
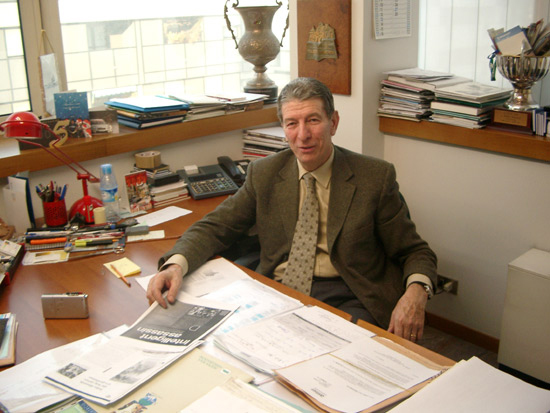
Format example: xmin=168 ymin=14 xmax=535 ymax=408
xmin=273 ymin=158 xmax=299 ymax=242
xmin=327 ymin=147 xmax=355 ymax=253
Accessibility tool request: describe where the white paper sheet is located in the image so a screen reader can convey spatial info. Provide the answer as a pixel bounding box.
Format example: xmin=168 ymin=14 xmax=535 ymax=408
xmin=388 ymin=356 xmax=550 ymax=412
xmin=276 ymin=337 xmax=441 ymax=413
xmin=136 ymin=206 xmax=191 ymax=227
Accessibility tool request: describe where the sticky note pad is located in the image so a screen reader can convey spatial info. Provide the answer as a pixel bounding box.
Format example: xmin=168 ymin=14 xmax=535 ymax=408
xmin=104 ymin=257 xmax=141 ymax=278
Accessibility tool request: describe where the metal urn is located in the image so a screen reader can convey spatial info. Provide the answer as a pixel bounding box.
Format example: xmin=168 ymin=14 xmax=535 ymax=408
xmin=496 ymin=54 xmax=550 ymax=111
xmin=224 ymin=0 xmax=288 ymax=101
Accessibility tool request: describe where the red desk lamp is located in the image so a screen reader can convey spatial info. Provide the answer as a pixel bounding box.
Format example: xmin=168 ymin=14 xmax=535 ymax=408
xmin=0 ymin=111 xmax=103 ymax=224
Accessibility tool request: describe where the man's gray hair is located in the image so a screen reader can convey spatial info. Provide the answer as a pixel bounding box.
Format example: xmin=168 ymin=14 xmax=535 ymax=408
xmin=277 ymin=77 xmax=335 ymax=122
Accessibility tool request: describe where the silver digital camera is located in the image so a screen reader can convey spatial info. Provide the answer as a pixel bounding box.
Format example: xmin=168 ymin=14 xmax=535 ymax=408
xmin=41 ymin=293 xmax=89 ymax=319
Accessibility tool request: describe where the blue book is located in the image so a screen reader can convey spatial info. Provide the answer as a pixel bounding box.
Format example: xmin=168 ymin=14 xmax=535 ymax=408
xmin=106 ymin=96 xmax=189 ymax=113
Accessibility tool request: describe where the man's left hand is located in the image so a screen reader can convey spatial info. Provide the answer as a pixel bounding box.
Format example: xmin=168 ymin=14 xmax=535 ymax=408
xmin=388 ymin=283 xmax=428 ymax=342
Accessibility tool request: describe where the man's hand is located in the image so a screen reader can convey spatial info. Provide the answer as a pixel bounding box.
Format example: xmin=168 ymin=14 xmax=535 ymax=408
xmin=388 ymin=283 xmax=428 ymax=342
xmin=146 ymin=264 xmax=183 ymax=308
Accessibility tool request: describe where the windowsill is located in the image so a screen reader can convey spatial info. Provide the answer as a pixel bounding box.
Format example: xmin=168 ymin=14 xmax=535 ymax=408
xmin=0 ymin=106 xmax=279 ymax=178
xmin=379 ymin=117 xmax=550 ymax=162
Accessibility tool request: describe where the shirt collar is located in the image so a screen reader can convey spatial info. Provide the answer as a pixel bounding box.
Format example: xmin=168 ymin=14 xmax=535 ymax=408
xmin=296 ymin=146 xmax=334 ymax=189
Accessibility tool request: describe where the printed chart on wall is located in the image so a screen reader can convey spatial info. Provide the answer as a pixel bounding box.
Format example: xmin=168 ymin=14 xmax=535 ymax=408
xmin=373 ymin=0 xmax=412 ymax=40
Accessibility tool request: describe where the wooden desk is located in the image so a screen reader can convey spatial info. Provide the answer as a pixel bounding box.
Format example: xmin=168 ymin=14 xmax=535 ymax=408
xmin=0 ymin=196 xmax=454 ymax=371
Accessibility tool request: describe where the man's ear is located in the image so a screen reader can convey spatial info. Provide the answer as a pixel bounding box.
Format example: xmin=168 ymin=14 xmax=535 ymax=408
xmin=330 ymin=110 xmax=340 ymax=136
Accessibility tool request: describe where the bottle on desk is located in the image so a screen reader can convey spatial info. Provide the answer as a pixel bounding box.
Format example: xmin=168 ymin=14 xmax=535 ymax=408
xmin=99 ymin=163 xmax=120 ymax=222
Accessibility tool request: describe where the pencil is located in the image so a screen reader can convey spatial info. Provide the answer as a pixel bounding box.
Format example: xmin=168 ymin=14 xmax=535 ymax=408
xmin=110 ymin=263 xmax=131 ymax=287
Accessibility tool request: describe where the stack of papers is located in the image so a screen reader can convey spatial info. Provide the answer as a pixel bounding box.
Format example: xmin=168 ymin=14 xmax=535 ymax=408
xmin=488 ymin=20 xmax=550 ymax=56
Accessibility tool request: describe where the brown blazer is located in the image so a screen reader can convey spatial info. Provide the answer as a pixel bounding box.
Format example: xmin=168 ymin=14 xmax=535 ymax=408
xmin=161 ymin=145 xmax=437 ymax=328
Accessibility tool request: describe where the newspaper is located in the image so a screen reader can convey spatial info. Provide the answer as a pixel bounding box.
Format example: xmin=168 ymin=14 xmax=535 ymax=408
xmin=44 ymin=292 xmax=238 ymax=405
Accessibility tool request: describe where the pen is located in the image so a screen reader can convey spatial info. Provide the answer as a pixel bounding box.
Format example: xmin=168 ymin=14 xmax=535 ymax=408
xmin=110 ymin=263 xmax=131 ymax=287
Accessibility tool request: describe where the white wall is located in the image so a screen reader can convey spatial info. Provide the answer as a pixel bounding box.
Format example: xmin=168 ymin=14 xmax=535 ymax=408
xmin=384 ymin=136 xmax=550 ymax=338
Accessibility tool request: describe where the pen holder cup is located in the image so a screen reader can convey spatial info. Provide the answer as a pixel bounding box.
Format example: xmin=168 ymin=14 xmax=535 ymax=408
xmin=43 ymin=199 xmax=68 ymax=227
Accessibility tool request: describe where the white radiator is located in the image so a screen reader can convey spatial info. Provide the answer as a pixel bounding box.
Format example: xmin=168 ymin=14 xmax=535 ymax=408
xmin=498 ymin=248 xmax=550 ymax=384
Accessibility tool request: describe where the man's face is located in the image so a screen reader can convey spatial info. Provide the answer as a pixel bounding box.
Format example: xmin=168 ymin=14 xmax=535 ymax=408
xmin=281 ymin=98 xmax=339 ymax=171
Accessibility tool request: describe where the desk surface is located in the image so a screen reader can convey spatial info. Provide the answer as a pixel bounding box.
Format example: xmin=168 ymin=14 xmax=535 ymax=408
xmin=0 ymin=196 xmax=454 ymax=370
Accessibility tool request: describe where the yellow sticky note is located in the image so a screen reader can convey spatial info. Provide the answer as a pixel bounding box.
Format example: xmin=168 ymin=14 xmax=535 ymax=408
xmin=104 ymin=257 xmax=141 ymax=278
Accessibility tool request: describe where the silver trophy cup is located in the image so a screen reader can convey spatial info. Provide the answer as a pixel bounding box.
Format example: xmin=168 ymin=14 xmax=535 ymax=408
xmin=225 ymin=0 xmax=288 ymax=101
xmin=496 ymin=54 xmax=550 ymax=111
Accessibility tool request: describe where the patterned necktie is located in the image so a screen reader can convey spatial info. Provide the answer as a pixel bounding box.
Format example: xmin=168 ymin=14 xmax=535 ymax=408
xmin=282 ymin=173 xmax=319 ymax=295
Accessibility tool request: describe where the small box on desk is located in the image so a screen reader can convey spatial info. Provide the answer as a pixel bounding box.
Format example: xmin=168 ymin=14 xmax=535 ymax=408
xmin=147 ymin=172 xmax=180 ymax=187
xmin=490 ymin=107 xmax=533 ymax=134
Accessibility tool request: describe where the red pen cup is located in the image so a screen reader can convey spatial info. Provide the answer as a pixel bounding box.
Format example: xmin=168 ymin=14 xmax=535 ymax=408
xmin=43 ymin=199 xmax=68 ymax=227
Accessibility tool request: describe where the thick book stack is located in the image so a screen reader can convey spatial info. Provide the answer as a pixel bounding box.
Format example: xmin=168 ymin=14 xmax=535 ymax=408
xmin=150 ymin=180 xmax=189 ymax=208
xmin=105 ymin=96 xmax=189 ymax=129
xmin=242 ymin=126 xmax=288 ymax=160
xmin=378 ymin=79 xmax=435 ymax=121
xmin=0 ymin=313 xmax=17 ymax=367
xmin=431 ymin=82 xmax=512 ymax=129
xmin=378 ymin=68 xmax=470 ymax=122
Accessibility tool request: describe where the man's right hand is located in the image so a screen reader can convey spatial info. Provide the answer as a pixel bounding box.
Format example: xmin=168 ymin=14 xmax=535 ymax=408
xmin=146 ymin=264 xmax=183 ymax=308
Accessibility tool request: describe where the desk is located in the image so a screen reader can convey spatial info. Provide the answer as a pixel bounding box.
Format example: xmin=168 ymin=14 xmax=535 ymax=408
xmin=0 ymin=196 xmax=454 ymax=371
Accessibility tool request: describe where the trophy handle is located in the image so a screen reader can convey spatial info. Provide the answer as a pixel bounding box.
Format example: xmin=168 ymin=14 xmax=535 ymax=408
xmin=279 ymin=1 xmax=289 ymax=47
xmin=224 ymin=0 xmax=240 ymax=49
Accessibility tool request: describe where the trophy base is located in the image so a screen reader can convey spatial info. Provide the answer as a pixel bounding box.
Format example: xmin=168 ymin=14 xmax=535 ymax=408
xmin=244 ymin=85 xmax=278 ymax=103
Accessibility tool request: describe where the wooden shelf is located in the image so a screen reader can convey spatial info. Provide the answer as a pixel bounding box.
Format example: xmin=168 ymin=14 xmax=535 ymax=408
xmin=379 ymin=117 xmax=550 ymax=162
xmin=0 ymin=106 xmax=279 ymax=178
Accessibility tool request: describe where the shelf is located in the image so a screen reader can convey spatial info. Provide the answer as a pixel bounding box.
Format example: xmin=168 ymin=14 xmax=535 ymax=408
xmin=379 ymin=117 xmax=550 ymax=162
xmin=0 ymin=106 xmax=279 ymax=178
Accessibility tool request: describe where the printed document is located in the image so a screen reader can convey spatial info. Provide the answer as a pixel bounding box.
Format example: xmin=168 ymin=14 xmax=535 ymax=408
xmin=275 ymin=337 xmax=442 ymax=413
xmin=214 ymin=306 xmax=373 ymax=375
xmin=44 ymin=292 xmax=238 ymax=405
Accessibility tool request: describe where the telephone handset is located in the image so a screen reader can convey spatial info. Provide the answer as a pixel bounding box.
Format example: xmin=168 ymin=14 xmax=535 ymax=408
xmin=217 ymin=156 xmax=249 ymax=187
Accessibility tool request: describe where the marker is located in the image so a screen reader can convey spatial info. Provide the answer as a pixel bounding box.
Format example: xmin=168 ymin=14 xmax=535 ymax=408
xmin=74 ymin=239 xmax=114 ymax=247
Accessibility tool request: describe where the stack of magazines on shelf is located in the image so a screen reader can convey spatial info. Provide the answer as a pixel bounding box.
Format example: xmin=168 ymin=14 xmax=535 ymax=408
xmin=431 ymin=82 xmax=512 ymax=129
xmin=378 ymin=68 xmax=470 ymax=122
xmin=105 ymin=96 xmax=189 ymax=129
xmin=242 ymin=126 xmax=288 ymax=160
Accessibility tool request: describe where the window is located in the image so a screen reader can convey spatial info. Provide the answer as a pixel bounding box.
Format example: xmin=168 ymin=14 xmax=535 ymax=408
xmin=0 ymin=0 xmax=30 ymax=116
xmin=3 ymin=0 xmax=290 ymax=119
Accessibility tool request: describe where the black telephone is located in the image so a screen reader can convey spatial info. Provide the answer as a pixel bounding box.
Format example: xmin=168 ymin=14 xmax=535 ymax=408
xmin=176 ymin=157 xmax=249 ymax=200
xmin=217 ymin=156 xmax=249 ymax=187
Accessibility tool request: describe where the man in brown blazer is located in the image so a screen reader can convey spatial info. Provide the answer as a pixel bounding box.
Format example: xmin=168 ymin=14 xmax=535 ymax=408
xmin=147 ymin=77 xmax=437 ymax=342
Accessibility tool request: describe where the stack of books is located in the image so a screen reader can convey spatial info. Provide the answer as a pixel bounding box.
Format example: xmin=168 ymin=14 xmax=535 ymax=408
xmin=377 ymin=79 xmax=435 ymax=121
xmin=105 ymin=96 xmax=189 ymax=129
xmin=378 ymin=68 xmax=470 ymax=122
xmin=242 ymin=126 xmax=288 ymax=160
xmin=532 ymin=107 xmax=550 ymax=136
xmin=0 ymin=313 xmax=17 ymax=367
xmin=150 ymin=180 xmax=189 ymax=208
xmin=431 ymin=82 xmax=512 ymax=129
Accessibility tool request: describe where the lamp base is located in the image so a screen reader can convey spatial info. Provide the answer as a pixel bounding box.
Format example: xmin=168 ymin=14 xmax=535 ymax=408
xmin=69 ymin=195 xmax=103 ymax=224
